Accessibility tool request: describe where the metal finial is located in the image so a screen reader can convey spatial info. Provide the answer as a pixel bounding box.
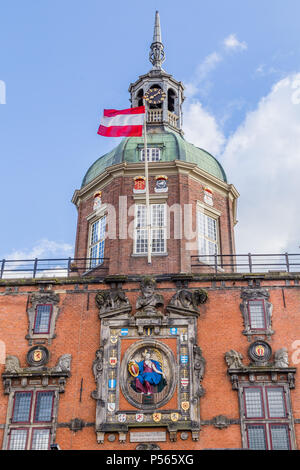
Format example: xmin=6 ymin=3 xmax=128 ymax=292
xmin=149 ymin=11 xmax=165 ymax=70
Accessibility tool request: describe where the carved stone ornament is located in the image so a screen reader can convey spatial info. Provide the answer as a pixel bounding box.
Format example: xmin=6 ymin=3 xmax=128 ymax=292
xmin=135 ymin=277 xmax=164 ymax=317
xmin=26 ymin=345 xmax=50 ymax=367
xmin=225 ymin=346 xmax=296 ymax=390
xmin=92 ymin=347 xmax=104 ymax=400
xmin=193 ymin=345 xmax=206 ymax=400
xmin=248 ymin=340 xmax=272 ymax=365
xmin=212 ymin=415 xmax=231 ymax=429
xmin=167 ymin=288 xmax=208 ymax=317
xmin=120 ymin=340 xmax=176 ymax=410
xmin=136 ymin=443 xmax=161 ymax=450
xmin=240 ymin=288 xmax=273 ymax=339
xmin=224 ymin=350 xmax=246 ymax=370
xmin=2 ymin=354 xmax=72 ymax=394
xmin=95 ymin=288 xmax=131 ymax=319
xmin=26 ymin=291 xmax=60 ymax=344
xmin=274 ymin=348 xmax=289 ymax=368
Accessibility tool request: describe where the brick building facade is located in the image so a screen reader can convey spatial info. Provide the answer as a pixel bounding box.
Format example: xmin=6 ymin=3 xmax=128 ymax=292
xmin=0 ymin=12 xmax=299 ymax=451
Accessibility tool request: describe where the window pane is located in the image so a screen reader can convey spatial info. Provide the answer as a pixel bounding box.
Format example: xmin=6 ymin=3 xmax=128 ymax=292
xmin=31 ymin=428 xmax=50 ymax=450
xmin=270 ymin=425 xmax=290 ymax=450
xmin=12 ymin=392 xmax=32 ymax=422
xmin=136 ymin=229 xmax=148 ymax=254
xmin=9 ymin=429 xmax=28 ymax=450
xmin=34 ymin=392 xmax=54 ymax=422
xmin=244 ymin=388 xmax=264 ymax=418
xmin=141 ymin=148 xmax=160 ymax=161
xmin=152 ymin=228 xmax=165 ymax=253
xmin=248 ymin=300 xmax=266 ymax=329
xmin=197 ymin=211 xmax=218 ymax=259
xmin=247 ymin=425 xmax=267 ymax=450
xmin=91 ymin=220 xmax=99 ymax=244
xmin=34 ymin=305 xmax=52 ymax=333
xmin=267 ymin=388 xmax=286 ymax=418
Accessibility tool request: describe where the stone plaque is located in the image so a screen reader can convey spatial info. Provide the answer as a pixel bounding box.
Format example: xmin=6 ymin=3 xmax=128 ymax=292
xmin=130 ymin=431 xmax=167 ymax=443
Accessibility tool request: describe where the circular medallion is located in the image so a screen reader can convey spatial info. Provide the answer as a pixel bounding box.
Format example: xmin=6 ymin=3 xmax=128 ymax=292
xmin=248 ymin=340 xmax=272 ymax=363
xmin=120 ymin=339 xmax=177 ymax=410
xmin=27 ymin=346 xmax=49 ymax=367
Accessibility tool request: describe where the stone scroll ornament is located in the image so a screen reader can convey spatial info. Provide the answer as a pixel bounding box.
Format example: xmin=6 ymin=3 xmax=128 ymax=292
xmin=95 ymin=288 xmax=131 ymax=318
xmin=193 ymin=345 xmax=206 ymax=399
xmin=92 ymin=347 xmax=104 ymax=400
xmin=167 ymin=288 xmax=208 ymax=316
xmin=135 ymin=277 xmax=164 ymax=317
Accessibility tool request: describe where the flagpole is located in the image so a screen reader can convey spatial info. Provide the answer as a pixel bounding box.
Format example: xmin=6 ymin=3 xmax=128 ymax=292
xmin=143 ymin=103 xmax=152 ymax=264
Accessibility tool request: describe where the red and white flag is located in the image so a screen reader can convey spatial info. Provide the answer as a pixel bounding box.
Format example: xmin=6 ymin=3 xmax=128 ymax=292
xmin=97 ymin=106 xmax=145 ymax=137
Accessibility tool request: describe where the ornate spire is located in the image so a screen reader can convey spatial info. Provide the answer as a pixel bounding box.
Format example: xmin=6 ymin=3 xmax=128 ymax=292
xmin=149 ymin=11 xmax=165 ymax=70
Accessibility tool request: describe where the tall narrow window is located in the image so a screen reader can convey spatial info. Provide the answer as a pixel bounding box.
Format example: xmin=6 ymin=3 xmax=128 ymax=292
xmin=248 ymin=300 xmax=266 ymax=330
xmin=134 ymin=204 xmax=166 ymax=255
xmin=33 ymin=304 xmax=52 ymax=334
xmin=89 ymin=216 xmax=106 ymax=268
xmin=140 ymin=147 xmax=160 ymax=162
xmin=197 ymin=211 xmax=218 ymax=263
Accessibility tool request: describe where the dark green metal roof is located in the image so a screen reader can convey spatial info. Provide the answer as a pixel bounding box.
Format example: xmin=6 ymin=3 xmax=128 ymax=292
xmin=81 ymin=131 xmax=227 ymax=187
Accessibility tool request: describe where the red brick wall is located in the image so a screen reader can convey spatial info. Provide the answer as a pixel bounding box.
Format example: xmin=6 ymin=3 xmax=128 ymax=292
xmin=74 ymin=172 xmax=236 ymax=276
xmin=0 ymin=277 xmax=299 ymax=449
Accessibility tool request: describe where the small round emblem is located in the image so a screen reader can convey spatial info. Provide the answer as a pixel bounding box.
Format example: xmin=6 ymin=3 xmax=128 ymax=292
xmin=249 ymin=340 xmax=272 ymax=363
xmin=27 ymin=346 xmax=49 ymax=367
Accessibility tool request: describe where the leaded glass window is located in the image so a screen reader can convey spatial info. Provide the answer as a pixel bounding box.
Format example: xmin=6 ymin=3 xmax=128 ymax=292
xmin=266 ymin=387 xmax=286 ymax=418
xmin=248 ymin=300 xmax=266 ymax=330
xmin=12 ymin=392 xmax=32 ymax=423
xmin=270 ymin=424 xmax=290 ymax=450
xmin=8 ymin=429 xmax=28 ymax=450
xmin=242 ymin=385 xmax=292 ymax=450
xmin=34 ymin=391 xmax=54 ymax=422
xmin=31 ymin=428 xmax=51 ymax=450
xmin=244 ymin=388 xmax=264 ymax=418
xmin=33 ymin=304 xmax=52 ymax=334
xmin=247 ymin=424 xmax=267 ymax=450
xmin=6 ymin=389 xmax=56 ymax=450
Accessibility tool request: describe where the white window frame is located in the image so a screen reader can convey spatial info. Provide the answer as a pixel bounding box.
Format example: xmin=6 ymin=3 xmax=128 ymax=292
xmin=140 ymin=147 xmax=161 ymax=162
xmin=134 ymin=203 xmax=167 ymax=255
xmin=196 ymin=205 xmax=220 ymax=264
xmin=88 ymin=215 xmax=107 ymax=269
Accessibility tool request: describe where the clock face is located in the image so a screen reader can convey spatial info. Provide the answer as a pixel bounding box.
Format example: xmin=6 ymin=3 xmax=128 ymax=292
xmin=144 ymin=88 xmax=166 ymax=105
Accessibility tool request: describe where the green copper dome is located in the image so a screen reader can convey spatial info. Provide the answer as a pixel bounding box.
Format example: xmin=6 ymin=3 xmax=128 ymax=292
xmin=81 ymin=131 xmax=227 ymax=187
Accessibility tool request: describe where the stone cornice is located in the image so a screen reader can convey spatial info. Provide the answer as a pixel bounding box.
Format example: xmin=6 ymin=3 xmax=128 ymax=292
xmin=72 ymin=160 xmax=239 ymax=206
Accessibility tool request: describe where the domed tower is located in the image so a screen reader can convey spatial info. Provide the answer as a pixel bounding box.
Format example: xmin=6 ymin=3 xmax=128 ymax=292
xmin=72 ymin=11 xmax=239 ymax=276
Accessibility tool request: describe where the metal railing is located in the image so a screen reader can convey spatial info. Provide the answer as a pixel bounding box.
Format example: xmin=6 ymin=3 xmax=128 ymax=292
xmin=191 ymin=253 xmax=300 ymax=274
xmin=0 ymin=258 xmax=109 ymax=280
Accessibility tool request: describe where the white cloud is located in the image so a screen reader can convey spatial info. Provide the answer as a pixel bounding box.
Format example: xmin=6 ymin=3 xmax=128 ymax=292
xmin=2 ymin=240 xmax=73 ymax=278
xmin=222 ymin=73 xmax=300 ymax=253
xmin=5 ymin=239 xmax=73 ymax=260
xmin=183 ymin=73 xmax=300 ymax=255
xmin=185 ymin=52 xmax=222 ymax=98
xmin=183 ymin=101 xmax=225 ymax=156
xmin=185 ymin=35 xmax=247 ymax=98
xmin=223 ymin=34 xmax=247 ymax=51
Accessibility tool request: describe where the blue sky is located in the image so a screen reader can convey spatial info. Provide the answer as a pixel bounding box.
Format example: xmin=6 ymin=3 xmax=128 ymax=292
xmin=1 ymin=0 xmax=300 ymax=260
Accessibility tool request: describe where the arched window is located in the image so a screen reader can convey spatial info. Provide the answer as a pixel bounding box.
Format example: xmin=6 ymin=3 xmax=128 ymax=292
xmin=136 ymin=89 xmax=144 ymax=107
xmin=168 ymin=89 xmax=176 ymax=113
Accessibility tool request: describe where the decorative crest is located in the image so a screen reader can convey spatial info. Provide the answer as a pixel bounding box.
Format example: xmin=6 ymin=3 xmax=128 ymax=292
xmin=149 ymin=11 xmax=165 ymax=70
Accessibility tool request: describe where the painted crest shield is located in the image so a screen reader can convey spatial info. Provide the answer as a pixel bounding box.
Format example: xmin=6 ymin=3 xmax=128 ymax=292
xmin=136 ymin=413 xmax=144 ymax=422
xmin=152 ymin=412 xmax=161 ymax=423
xmin=181 ymin=401 xmax=190 ymax=411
